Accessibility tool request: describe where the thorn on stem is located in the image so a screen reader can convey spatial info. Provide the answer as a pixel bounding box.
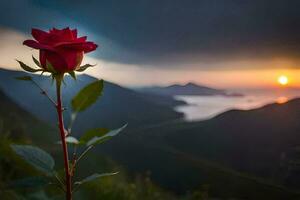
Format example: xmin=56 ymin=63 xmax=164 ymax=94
xmin=65 ymin=129 xmax=69 ymax=137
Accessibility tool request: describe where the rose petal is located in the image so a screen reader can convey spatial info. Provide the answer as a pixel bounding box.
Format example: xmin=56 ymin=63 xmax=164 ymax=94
xmin=58 ymin=50 xmax=83 ymax=71
xmin=56 ymin=41 xmax=98 ymax=53
xmin=50 ymin=28 xmax=63 ymax=34
xmin=62 ymin=27 xmax=74 ymax=40
xmin=40 ymin=50 xmax=69 ymax=72
xmin=77 ymin=36 xmax=87 ymax=42
xmin=49 ymin=27 xmax=73 ymax=40
xmin=32 ymin=28 xmax=49 ymax=43
xmin=72 ymin=29 xmax=78 ymax=38
xmin=58 ymin=27 xmax=73 ymax=40
xmin=53 ymin=37 xmax=87 ymax=47
xmin=23 ymin=40 xmax=55 ymax=51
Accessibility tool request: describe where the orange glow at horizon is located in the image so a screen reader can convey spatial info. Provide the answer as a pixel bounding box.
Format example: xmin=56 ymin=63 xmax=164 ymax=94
xmin=276 ymin=96 xmax=288 ymax=104
xmin=177 ymin=69 xmax=300 ymax=89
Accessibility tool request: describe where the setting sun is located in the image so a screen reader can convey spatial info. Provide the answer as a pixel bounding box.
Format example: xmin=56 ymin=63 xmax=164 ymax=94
xmin=277 ymin=75 xmax=289 ymax=86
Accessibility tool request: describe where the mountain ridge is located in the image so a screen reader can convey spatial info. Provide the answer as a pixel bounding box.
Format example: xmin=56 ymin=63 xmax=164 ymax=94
xmin=136 ymin=82 xmax=243 ymax=96
xmin=0 ymin=68 xmax=184 ymax=133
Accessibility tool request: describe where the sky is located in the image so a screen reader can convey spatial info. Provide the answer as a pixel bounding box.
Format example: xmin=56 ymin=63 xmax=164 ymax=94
xmin=1 ymin=0 xmax=300 ymax=88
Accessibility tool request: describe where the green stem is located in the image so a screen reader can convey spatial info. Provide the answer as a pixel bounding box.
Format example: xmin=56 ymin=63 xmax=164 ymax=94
xmin=55 ymin=74 xmax=72 ymax=200
xmin=70 ymin=146 xmax=93 ymax=179
xmin=76 ymin=145 xmax=93 ymax=164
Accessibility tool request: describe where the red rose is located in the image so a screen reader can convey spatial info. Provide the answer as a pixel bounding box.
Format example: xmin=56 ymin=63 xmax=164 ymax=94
xmin=23 ymin=27 xmax=98 ymax=73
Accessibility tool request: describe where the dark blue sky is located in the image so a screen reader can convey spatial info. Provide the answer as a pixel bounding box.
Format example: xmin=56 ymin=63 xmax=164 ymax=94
xmin=1 ymin=0 xmax=300 ymax=68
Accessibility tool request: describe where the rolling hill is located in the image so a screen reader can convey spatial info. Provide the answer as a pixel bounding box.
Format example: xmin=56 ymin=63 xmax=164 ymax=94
xmin=130 ymin=99 xmax=300 ymax=192
xmin=0 ymin=87 xmax=56 ymax=145
xmin=164 ymin=99 xmax=300 ymax=180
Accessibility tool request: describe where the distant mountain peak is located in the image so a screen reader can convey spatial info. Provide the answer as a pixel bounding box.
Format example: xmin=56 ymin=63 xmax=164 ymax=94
xmin=137 ymin=82 xmax=231 ymax=96
xmin=184 ymin=82 xmax=199 ymax=87
xmin=168 ymin=82 xmax=204 ymax=88
xmin=137 ymin=82 xmax=244 ymax=97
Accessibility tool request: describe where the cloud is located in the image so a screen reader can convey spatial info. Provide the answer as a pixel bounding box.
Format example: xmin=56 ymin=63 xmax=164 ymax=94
xmin=28 ymin=0 xmax=300 ymax=66
xmin=1 ymin=0 xmax=300 ymax=70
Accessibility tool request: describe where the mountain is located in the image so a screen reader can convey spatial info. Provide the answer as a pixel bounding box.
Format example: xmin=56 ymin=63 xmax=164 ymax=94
xmin=164 ymin=99 xmax=300 ymax=177
xmin=137 ymin=82 xmax=243 ymax=96
xmin=0 ymin=87 xmax=56 ymax=145
xmin=133 ymin=99 xmax=300 ymax=191
xmin=0 ymin=87 xmax=185 ymax=200
xmin=0 ymin=72 xmax=261 ymax=199
xmin=0 ymin=68 xmax=183 ymax=133
xmin=1 ymin=68 xmax=300 ymax=199
xmin=94 ymin=98 xmax=300 ymax=199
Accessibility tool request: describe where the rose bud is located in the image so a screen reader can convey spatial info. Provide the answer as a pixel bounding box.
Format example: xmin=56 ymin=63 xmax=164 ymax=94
xmin=23 ymin=27 xmax=98 ymax=73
